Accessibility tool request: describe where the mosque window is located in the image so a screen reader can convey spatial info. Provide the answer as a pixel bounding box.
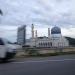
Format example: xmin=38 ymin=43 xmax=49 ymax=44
xmin=50 ymin=42 xmax=52 ymax=46
xmin=45 ymin=43 xmax=47 ymax=46
xmin=39 ymin=43 xmax=40 ymax=47
xmin=40 ymin=43 xmax=42 ymax=46
xmin=47 ymin=42 xmax=49 ymax=46
xmin=43 ymin=43 xmax=44 ymax=46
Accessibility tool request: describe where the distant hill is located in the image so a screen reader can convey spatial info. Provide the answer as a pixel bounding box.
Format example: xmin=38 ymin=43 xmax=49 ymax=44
xmin=65 ymin=37 xmax=75 ymax=46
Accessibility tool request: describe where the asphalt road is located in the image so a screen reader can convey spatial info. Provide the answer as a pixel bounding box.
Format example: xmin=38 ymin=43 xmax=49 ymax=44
xmin=0 ymin=55 xmax=75 ymax=75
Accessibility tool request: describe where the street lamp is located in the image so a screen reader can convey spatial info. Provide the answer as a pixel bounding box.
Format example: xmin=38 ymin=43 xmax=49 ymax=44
xmin=0 ymin=9 xmax=3 ymax=23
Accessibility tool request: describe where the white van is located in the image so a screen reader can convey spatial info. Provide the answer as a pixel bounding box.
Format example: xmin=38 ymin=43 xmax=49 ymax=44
xmin=0 ymin=38 xmax=16 ymax=62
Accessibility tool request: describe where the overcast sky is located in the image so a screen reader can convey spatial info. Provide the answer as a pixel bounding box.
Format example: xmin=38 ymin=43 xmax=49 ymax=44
xmin=0 ymin=0 xmax=75 ymax=42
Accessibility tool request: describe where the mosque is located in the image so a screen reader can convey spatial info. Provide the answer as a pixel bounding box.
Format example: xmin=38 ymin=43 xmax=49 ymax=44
xmin=25 ymin=24 xmax=69 ymax=48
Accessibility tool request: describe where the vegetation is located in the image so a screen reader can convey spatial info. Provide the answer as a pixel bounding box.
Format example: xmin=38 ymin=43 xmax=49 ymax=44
xmin=22 ymin=47 xmax=75 ymax=57
xmin=65 ymin=37 xmax=75 ymax=46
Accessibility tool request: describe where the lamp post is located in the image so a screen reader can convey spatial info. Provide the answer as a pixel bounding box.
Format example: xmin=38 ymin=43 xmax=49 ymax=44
xmin=0 ymin=9 xmax=3 ymax=23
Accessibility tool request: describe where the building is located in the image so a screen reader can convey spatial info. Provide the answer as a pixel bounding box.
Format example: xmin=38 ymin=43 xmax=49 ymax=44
xmin=26 ymin=24 xmax=69 ymax=48
xmin=17 ymin=25 xmax=26 ymax=45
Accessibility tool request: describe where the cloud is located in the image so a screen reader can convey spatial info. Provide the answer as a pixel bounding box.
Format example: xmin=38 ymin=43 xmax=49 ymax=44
xmin=0 ymin=0 xmax=75 ymax=41
xmin=0 ymin=25 xmax=17 ymax=42
xmin=61 ymin=27 xmax=75 ymax=38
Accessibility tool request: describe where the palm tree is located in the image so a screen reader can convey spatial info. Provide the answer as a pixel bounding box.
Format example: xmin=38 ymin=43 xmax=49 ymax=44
xmin=0 ymin=9 xmax=3 ymax=16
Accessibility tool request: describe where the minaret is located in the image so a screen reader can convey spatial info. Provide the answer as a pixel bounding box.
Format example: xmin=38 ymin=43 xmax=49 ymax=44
xmin=48 ymin=28 xmax=50 ymax=38
xmin=23 ymin=25 xmax=26 ymax=45
xmin=31 ymin=24 xmax=34 ymax=39
xmin=35 ymin=30 xmax=37 ymax=38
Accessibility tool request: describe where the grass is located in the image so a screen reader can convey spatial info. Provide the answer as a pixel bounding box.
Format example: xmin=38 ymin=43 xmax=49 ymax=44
xmin=27 ymin=51 xmax=75 ymax=57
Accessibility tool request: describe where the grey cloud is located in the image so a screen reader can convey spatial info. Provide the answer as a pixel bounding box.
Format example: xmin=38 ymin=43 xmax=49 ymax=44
xmin=0 ymin=0 xmax=74 ymax=27
xmin=55 ymin=0 xmax=71 ymax=3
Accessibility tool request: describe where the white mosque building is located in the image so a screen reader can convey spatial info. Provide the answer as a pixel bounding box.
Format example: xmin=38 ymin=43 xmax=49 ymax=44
xmin=26 ymin=24 xmax=69 ymax=48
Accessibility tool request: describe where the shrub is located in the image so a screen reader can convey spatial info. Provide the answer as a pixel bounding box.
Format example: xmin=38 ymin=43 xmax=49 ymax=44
xmin=24 ymin=48 xmax=39 ymax=56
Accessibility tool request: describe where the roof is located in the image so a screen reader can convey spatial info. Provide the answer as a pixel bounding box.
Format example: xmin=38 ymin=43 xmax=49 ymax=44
xmin=51 ymin=26 xmax=61 ymax=34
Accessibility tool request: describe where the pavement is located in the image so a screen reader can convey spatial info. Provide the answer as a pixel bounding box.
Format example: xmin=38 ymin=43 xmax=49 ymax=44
xmin=0 ymin=55 xmax=75 ymax=75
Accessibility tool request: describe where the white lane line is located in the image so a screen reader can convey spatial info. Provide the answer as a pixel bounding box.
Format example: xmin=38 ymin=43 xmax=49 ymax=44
xmin=11 ymin=59 xmax=75 ymax=64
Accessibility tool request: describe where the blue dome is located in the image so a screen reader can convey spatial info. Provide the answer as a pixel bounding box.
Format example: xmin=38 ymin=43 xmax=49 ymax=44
xmin=51 ymin=26 xmax=61 ymax=34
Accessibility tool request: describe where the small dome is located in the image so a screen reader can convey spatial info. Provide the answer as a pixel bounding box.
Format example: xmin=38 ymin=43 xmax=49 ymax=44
xmin=51 ymin=26 xmax=61 ymax=34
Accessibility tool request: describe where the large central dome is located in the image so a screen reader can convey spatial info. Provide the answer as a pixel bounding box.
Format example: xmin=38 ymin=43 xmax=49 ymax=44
xmin=51 ymin=26 xmax=61 ymax=34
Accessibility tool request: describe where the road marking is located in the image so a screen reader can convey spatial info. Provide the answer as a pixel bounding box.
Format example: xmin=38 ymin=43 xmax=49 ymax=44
xmin=11 ymin=59 xmax=75 ymax=64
